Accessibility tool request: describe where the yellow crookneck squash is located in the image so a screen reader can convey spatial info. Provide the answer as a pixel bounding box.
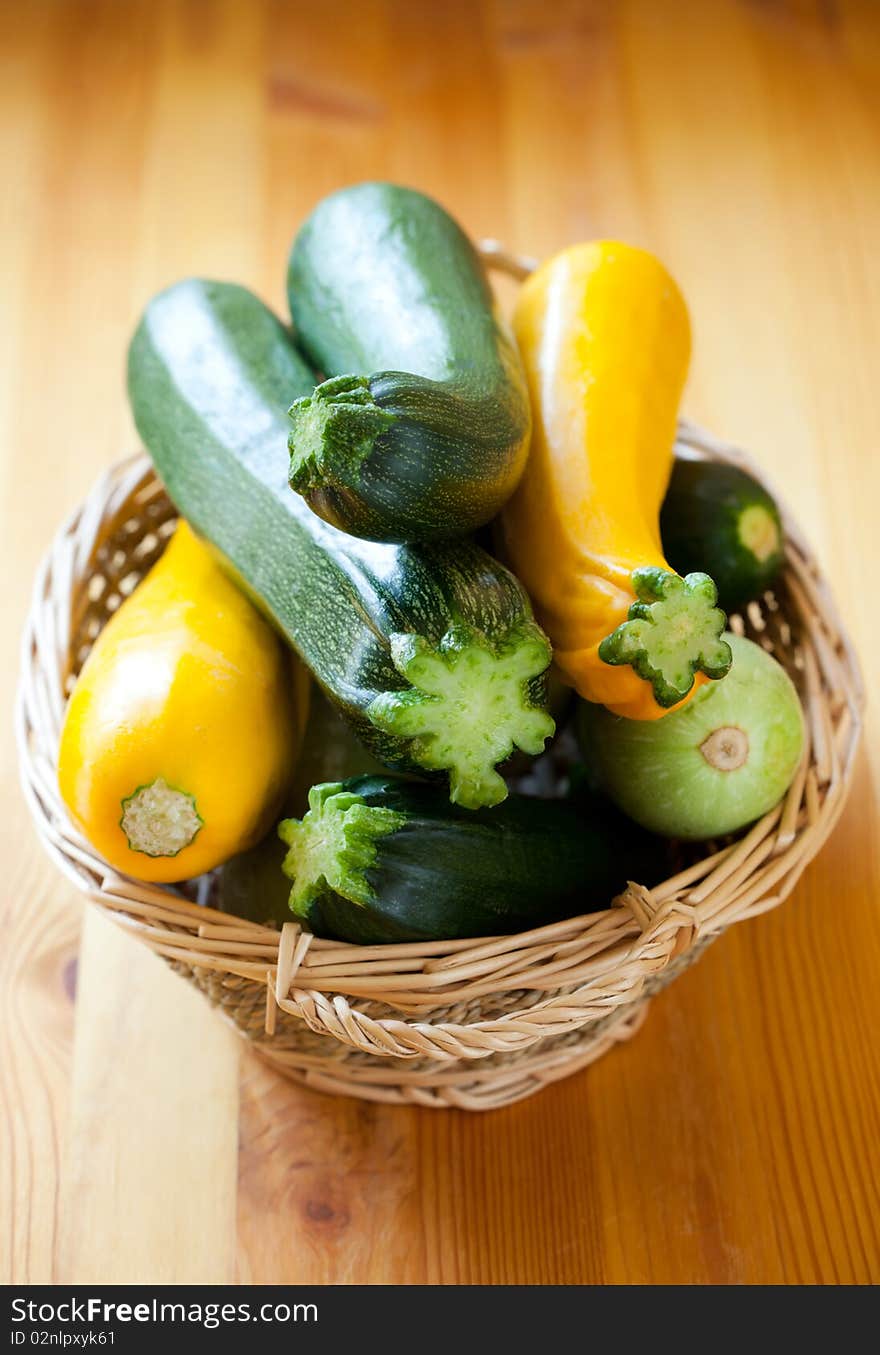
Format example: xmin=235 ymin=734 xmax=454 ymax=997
xmin=58 ymin=521 xmax=307 ymax=883
xmin=499 ymin=240 xmax=731 ymax=720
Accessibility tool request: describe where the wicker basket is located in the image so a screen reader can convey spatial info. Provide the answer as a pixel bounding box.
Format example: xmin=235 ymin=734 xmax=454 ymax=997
xmin=16 ymin=247 xmax=864 ymax=1111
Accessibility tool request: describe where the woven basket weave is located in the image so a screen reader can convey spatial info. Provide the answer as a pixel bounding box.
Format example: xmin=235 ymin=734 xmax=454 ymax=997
xmin=16 ymin=246 xmax=864 ymax=1110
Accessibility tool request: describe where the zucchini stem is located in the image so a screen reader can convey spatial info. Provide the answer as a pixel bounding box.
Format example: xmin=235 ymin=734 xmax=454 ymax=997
xmin=279 ymin=782 xmax=405 ymax=915
xmin=119 ymin=778 xmax=202 ymax=858
xmin=366 ymin=621 xmax=555 ymax=809
xmin=288 ymin=374 xmax=395 ymax=493
xmin=738 ymin=503 xmax=781 ymax=564
xmin=700 ymin=725 xmax=749 ymax=771
xmin=598 ymin=568 xmax=732 ymax=708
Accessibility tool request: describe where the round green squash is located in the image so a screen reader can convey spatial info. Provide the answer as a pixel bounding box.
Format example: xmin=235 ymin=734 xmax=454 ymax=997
xmin=578 ymin=633 xmax=805 ymax=839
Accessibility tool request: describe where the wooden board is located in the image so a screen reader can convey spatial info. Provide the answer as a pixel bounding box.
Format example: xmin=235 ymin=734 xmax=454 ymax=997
xmin=2 ymin=0 xmax=878 ymax=1285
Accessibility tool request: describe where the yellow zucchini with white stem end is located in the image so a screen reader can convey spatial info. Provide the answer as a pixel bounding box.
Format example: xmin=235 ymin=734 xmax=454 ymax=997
xmin=58 ymin=521 xmax=305 ymax=883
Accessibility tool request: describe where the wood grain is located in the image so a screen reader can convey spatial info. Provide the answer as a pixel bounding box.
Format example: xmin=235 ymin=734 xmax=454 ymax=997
xmin=2 ymin=0 xmax=878 ymax=1285
xmin=58 ymin=912 xmax=241 ymax=1285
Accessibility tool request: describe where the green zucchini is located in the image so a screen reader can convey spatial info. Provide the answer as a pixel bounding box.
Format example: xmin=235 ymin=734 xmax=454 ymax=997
xmin=128 ymin=279 xmax=554 ymax=811
xmin=660 ymin=458 xmax=784 ymax=611
xmin=286 ymin=182 xmax=531 ymax=543
xmin=278 ymin=775 xmax=646 ymax=943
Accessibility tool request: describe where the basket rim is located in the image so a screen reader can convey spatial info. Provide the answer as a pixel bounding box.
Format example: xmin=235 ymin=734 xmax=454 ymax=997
xmin=16 ymin=244 xmax=865 ymax=1067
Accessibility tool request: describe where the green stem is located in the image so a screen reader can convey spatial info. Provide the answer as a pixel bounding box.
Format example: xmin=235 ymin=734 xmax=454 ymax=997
xmin=598 ymin=568 xmax=732 ymax=708
xmin=279 ymin=782 xmax=405 ymax=916
xmin=288 ymin=374 xmax=395 ymax=494
xmin=738 ymin=502 xmax=781 ymax=564
xmin=367 ymin=621 xmax=555 ymax=810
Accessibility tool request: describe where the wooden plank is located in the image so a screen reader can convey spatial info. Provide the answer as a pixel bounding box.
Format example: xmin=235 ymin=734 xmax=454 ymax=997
xmin=58 ymin=911 xmax=240 ymax=1285
xmin=0 ymin=3 xmax=88 ymax=1284
xmin=236 ymin=1055 xmax=425 ymax=1285
xmin=0 ymin=849 xmax=79 ymax=1284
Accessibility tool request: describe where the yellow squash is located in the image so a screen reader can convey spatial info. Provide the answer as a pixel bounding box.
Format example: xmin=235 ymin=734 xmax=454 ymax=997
xmin=58 ymin=521 xmax=306 ymax=883
xmin=499 ymin=241 xmax=731 ymax=720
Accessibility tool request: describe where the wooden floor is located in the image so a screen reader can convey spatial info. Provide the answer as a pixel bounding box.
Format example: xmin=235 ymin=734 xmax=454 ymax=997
xmin=2 ymin=0 xmax=879 ymax=1286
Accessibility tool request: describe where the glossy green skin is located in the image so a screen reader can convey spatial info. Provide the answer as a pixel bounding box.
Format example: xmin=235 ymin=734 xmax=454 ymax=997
xmin=287 ymin=183 xmax=531 ymax=543
xmin=127 ymin=279 xmax=547 ymax=782
xmin=297 ymin=777 xmax=641 ymax=944
xmin=660 ymin=458 xmax=784 ymax=612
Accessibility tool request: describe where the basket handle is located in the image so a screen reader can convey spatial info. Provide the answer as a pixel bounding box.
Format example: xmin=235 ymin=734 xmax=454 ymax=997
xmin=265 ymin=907 xmax=696 ymax=1062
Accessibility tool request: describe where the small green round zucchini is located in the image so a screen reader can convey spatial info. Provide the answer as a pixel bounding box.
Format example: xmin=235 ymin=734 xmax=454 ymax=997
xmin=660 ymin=458 xmax=784 ymax=612
xmin=286 ymin=183 xmax=531 ymax=544
xmin=577 ymin=632 xmax=804 ymax=840
xmin=278 ymin=775 xmax=649 ymax=944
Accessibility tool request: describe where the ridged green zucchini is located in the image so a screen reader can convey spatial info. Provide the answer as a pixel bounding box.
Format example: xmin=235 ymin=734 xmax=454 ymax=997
xmin=279 ymin=776 xmax=641 ymax=943
xmin=128 ymin=280 xmax=554 ymax=810
xmin=660 ymin=458 xmax=784 ymax=611
xmin=286 ymin=183 xmax=531 ymax=543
